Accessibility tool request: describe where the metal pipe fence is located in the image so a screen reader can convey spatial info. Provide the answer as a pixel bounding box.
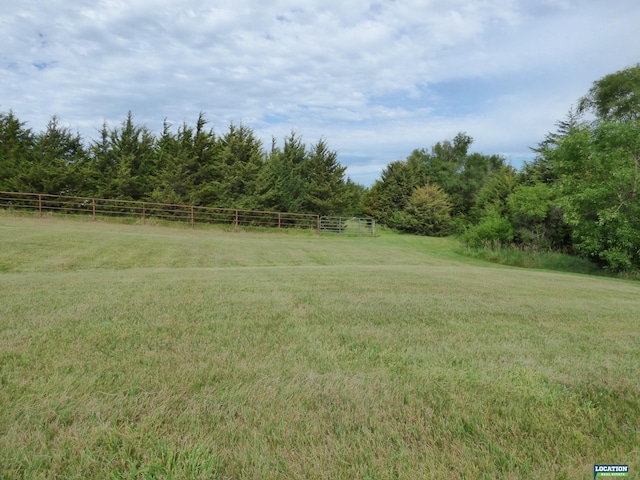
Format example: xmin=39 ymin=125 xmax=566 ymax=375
xmin=320 ymin=216 xmax=376 ymax=236
xmin=0 ymin=191 xmax=321 ymax=233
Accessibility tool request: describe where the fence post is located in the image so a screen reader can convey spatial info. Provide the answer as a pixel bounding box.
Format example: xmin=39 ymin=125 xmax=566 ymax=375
xmin=278 ymin=212 xmax=281 ymax=230
xmin=317 ymin=216 xmax=321 ymax=235
xmin=235 ymin=210 xmax=239 ymax=230
xmin=191 ymin=206 xmax=195 ymax=227
xmin=38 ymin=194 xmax=42 ymax=217
xmin=142 ymin=203 xmax=146 ymax=224
xmin=92 ymin=198 xmax=96 ymax=220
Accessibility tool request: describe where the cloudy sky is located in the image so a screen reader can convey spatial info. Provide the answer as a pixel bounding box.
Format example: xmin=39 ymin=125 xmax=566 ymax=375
xmin=2 ymin=0 xmax=638 ymax=185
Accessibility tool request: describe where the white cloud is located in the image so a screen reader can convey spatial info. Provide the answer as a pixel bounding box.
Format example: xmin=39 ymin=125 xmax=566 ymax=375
xmin=1 ymin=0 xmax=639 ymax=185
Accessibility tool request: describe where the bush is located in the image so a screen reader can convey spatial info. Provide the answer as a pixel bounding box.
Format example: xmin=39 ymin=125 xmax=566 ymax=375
xmin=461 ymin=210 xmax=514 ymax=248
xmin=405 ymin=184 xmax=453 ymax=236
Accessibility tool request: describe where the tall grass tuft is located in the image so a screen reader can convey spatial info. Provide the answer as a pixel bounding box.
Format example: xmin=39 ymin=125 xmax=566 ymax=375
xmin=457 ymin=243 xmax=603 ymax=276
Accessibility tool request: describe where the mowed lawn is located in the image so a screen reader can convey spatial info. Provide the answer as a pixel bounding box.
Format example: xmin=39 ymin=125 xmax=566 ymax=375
xmin=1 ymin=214 xmax=638 ymax=479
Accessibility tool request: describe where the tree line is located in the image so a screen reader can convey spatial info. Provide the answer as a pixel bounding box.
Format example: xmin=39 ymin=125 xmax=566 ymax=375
xmin=362 ymin=64 xmax=640 ymax=273
xmin=1 ymin=64 xmax=638 ymax=272
xmin=0 ymin=112 xmax=364 ymax=216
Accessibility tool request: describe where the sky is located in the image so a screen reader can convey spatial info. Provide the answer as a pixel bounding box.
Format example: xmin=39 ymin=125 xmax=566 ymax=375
xmin=1 ymin=0 xmax=639 ymax=186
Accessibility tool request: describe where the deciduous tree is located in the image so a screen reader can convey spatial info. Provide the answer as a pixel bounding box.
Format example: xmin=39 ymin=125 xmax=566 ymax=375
xmin=578 ymin=63 xmax=640 ymax=123
xmin=549 ymin=121 xmax=640 ymax=270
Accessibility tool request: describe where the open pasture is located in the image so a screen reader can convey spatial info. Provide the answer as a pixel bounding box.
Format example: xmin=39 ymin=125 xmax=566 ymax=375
xmin=1 ymin=214 xmax=638 ymax=479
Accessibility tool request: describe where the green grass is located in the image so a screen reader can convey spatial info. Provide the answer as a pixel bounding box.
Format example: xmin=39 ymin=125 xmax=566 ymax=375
xmin=1 ymin=213 xmax=639 ymax=479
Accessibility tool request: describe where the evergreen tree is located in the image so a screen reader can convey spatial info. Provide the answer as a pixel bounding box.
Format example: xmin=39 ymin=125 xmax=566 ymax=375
xmin=0 ymin=110 xmax=34 ymax=192
xmin=205 ymin=123 xmax=264 ymax=208
xmin=405 ymin=184 xmax=453 ymax=236
xmin=149 ymin=119 xmax=190 ymax=204
xmin=342 ymin=178 xmax=366 ymax=216
xmin=152 ymin=113 xmax=219 ymax=205
xmin=524 ymin=108 xmax=581 ymax=185
xmin=0 ymin=109 xmax=356 ymax=219
xmin=456 ymin=152 xmax=505 ymax=217
xmin=363 ymin=159 xmax=419 ymax=226
xmin=89 ymin=112 xmax=157 ymax=200
xmin=472 ymin=165 xmax=519 ymax=218
xmin=301 ymin=138 xmax=347 ymax=215
xmin=16 ymin=115 xmax=88 ymax=195
xmin=257 ymin=132 xmax=307 ymax=212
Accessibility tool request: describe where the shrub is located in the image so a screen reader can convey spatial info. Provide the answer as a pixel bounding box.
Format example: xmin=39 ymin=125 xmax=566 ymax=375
xmin=405 ymin=184 xmax=453 ymax=236
xmin=461 ymin=210 xmax=514 ymax=248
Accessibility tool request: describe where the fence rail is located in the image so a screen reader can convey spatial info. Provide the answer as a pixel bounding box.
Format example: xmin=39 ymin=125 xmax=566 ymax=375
xmin=0 ymin=192 xmax=376 ymax=236
xmin=0 ymin=191 xmax=321 ymax=233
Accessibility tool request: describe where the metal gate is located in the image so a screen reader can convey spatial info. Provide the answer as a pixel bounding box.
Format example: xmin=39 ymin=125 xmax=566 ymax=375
xmin=320 ymin=216 xmax=375 ymax=236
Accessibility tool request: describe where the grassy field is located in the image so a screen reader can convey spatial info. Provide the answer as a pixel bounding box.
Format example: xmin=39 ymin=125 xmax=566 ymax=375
xmin=1 ymin=213 xmax=638 ymax=479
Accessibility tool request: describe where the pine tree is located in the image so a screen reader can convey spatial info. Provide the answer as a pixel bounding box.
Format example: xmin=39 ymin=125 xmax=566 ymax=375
xmin=213 ymin=123 xmax=264 ymax=208
xmin=301 ymin=138 xmax=347 ymax=215
xmin=89 ymin=112 xmax=157 ymax=200
xmin=153 ymin=113 xmax=220 ymax=205
xmin=0 ymin=111 xmax=34 ymax=192
xmin=18 ymin=115 xmax=88 ymax=195
xmin=257 ymin=131 xmax=307 ymax=212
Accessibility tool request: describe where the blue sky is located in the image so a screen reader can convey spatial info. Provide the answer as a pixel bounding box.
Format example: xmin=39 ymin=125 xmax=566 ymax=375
xmin=1 ymin=0 xmax=638 ymax=185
